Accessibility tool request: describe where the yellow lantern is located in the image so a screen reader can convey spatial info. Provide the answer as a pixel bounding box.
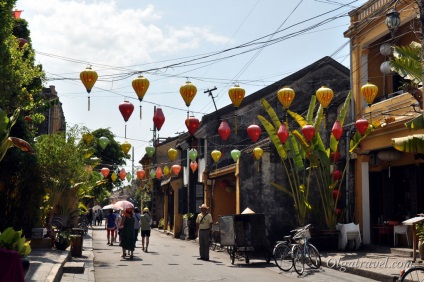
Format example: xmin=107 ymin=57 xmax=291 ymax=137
xmin=111 ymin=172 xmax=117 ymax=182
xmin=277 ymin=87 xmax=295 ymax=109
xmin=180 ymin=81 xmax=197 ymax=107
xmin=211 ymin=150 xmax=222 ymax=163
xmin=253 ymin=147 xmax=263 ymax=171
xmin=168 ymin=148 xmax=178 ymax=162
xmin=121 ymin=141 xmax=131 ymax=155
xmin=132 ymin=75 xmax=150 ymax=119
xmin=163 ymin=165 xmax=170 ymax=176
xmin=228 ymin=84 xmax=245 ymax=134
xmin=361 ymin=82 xmax=378 ymax=106
xmin=80 ymin=66 xmax=98 ymax=111
xmin=315 ymin=86 xmax=334 ymax=109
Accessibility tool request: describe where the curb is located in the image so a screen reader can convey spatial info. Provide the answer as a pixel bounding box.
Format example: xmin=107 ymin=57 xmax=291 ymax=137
xmin=45 ymin=250 xmax=70 ymax=282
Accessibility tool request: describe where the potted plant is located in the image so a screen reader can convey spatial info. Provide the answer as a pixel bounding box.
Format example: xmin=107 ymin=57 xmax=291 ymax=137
xmin=54 ymin=229 xmax=71 ymax=250
xmin=0 ymin=227 xmax=32 ymax=277
xmin=416 ymin=223 xmax=424 ymax=259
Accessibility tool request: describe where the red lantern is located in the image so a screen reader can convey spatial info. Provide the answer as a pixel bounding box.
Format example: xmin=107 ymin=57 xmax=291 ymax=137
xmin=218 ymin=121 xmax=231 ymax=141
xmin=119 ymin=100 xmax=134 ymax=122
xmin=155 ymin=167 xmax=163 ymax=179
xmin=355 ymin=118 xmax=369 ymax=135
xmin=119 ymin=168 xmax=127 ymax=180
xmin=332 ymin=169 xmax=342 ymax=181
xmin=190 ymin=161 xmax=198 ymax=172
xmin=153 ymin=107 xmax=165 ymax=131
xmin=24 ymin=116 xmax=32 ymax=122
xmin=247 ymin=124 xmax=261 ymax=142
xmin=336 ymin=208 xmax=343 ymax=215
xmin=330 ymin=151 xmax=340 ymax=163
xmin=136 ymin=169 xmax=145 ymax=180
xmin=301 ymin=124 xmax=315 ymax=142
xmin=17 ymin=38 xmax=28 ymax=49
xmin=277 ymin=123 xmax=289 ymax=144
xmin=332 ymin=120 xmax=343 ymax=141
xmin=101 ymin=167 xmax=110 ymax=178
xmin=171 ymin=165 xmax=181 ymax=175
xmin=185 ymin=116 xmax=200 ymax=135
xmin=333 ymin=189 xmax=341 ymax=200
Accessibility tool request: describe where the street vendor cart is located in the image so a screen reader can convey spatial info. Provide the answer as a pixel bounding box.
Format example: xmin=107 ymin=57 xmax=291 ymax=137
xmin=219 ymin=213 xmax=272 ymax=265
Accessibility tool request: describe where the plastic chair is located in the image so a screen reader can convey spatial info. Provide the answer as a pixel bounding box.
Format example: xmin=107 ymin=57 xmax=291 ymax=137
xmin=394 ymin=224 xmax=410 ymax=247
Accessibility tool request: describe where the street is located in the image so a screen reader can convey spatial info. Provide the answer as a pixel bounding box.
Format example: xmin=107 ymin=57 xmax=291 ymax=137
xmin=91 ymin=226 xmax=378 ymax=282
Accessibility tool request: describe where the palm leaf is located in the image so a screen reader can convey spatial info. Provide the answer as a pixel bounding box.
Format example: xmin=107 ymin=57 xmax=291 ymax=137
xmin=390 ymin=43 xmax=422 ymax=84
xmin=258 ymin=115 xmax=287 ymax=159
xmin=260 ymin=99 xmax=281 ymax=129
xmin=405 ymin=115 xmax=424 ymax=130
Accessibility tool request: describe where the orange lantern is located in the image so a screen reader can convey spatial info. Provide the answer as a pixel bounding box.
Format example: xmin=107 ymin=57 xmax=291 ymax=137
xmin=121 ymin=141 xmax=131 ymax=155
xmin=132 ymin=75 xmax=150 ymax=119
xmin=155 ymin=167 xmax=163 ymax=179
xmin=190 ymin=161 xmax=198 ymax=172
xmin=136 ymin=169 xmax=145 ymax=180
xmin=80 ymin=66 xmax=98 ymax=111
xmin=101 ymin=167 xmax=110 ymax=178
xmin=119 ymin=168 xmax=127 ymax=180
xmin=228 ymin=84 xmax=245 ymax=134
xmin=171 ymin=164 xmax=181 ymax=175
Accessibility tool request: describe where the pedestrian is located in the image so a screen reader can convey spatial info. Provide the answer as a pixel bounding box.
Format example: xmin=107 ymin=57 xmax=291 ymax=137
xmin=114 ymin=210 xmax=122 ymax=243
xmin=196 ymin=204 xmax=213 ymax=261
xmin=98 ymin=210 xmax=103 ymax=226
xmin=105 ymin=209 xmax=117 ymax=246
xmin=140 ymin=207 xmax=152 ymax=252
xmin=133 ymin=207 xmax=141 ymax=246
xmin=119 ymin=207 xmax=136 ymax=259
xmin=94 ymin=210 xmax=99 ymax=226
xmin=86 ymin=208 xmax=93 ymax=228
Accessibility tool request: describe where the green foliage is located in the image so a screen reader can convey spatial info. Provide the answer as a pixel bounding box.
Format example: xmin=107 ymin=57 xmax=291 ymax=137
xmin=0 ymin=227 xmax=31 ymax=258
xmin=158 ymin=218 xmax=164 ymax=229
xmin=417 ymin=223 xmax=424 ymax=241
xmin=390 ymin=41 xmax=422 ymax=85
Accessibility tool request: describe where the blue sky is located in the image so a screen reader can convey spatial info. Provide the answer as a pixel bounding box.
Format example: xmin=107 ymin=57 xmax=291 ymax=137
xmin=17 ymin=0 xmax=367 ymax=174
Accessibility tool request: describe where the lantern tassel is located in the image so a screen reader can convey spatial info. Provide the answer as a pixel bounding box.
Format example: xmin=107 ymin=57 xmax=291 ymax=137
xmin=257 ymin=160 xmax=260 ymax=172
xmin=235 ymin=114 xmax=238 ymax=135
xmin=88 ymin=96 xmax=90 ymax=111
xmin=140 ymin=104 xmax=142 ymax=120
xmin=125 ymin=124 xmax=127 ymax=139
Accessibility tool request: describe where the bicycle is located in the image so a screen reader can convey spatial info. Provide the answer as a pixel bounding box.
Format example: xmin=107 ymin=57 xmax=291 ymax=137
xmin=399 ymin=265 xmax=424 ymax=281
xmin=273 ymin=227 xmax=303 ymax=271
xmin=209 ymin=223 xmax=221 ymax=251
xmin=78 ymin=216 xmax=89 ymax=235
xmin=291 ymin=224 xmax=321 ymax=275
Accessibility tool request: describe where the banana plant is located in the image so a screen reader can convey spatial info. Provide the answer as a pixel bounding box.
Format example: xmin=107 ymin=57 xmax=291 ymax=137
xmin=258 ymin=91 xmax=376 ymax=230
xmin=0 ymin=107 xmax=34 ymax=162
xmin=0 ymin=227 xmax=32 ymax=258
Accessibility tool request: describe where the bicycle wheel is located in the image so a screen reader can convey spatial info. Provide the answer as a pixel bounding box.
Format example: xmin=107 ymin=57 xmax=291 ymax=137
xmin=306 ymin=243 xmax=321 ymax=269
xmin=273 ymin=243 xmax=293 ymax=271
xmin=292 ymin=244 xmax=305 ymax=275
xmin=400 ymin=266 xmax=424 ymax=282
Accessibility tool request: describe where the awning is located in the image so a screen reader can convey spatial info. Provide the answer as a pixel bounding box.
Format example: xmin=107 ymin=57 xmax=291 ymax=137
xmin=208 ymin=163 xmax=236 ymax=178
xmin=392 ymin=134 xmax=424 ymax=153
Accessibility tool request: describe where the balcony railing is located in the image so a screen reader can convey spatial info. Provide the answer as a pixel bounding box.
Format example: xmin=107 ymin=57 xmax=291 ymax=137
xmin=357 ymin=0 xmax=392 ymax=21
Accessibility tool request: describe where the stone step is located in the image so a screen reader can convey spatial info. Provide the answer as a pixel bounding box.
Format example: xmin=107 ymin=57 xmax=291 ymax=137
xmin=63 ymin=262 xmax=85 ymax=274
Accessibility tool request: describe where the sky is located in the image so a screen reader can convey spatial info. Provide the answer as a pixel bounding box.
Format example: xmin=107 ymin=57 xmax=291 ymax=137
xmin=17 ymin=0 xmax=368 ymax=175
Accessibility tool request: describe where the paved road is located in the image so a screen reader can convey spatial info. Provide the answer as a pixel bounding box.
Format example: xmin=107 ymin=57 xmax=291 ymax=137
xmin=91 ymin=227 xmax=378 ymax=282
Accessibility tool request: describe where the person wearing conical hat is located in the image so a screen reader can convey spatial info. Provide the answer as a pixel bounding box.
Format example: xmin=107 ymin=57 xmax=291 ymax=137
xmin=196 ymin=204 xmax=213 ymax=261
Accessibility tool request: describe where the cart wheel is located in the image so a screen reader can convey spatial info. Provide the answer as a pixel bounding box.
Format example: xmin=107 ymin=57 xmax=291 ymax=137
xmin=230 ymin=247 xmax=235 ymax=265
xmin=245 ymin=249 xmax=249 ymax=264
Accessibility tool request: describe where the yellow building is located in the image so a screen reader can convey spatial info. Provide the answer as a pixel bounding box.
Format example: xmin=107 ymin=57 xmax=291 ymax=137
xmin=345 ymin=0 xmax=424 ymax=245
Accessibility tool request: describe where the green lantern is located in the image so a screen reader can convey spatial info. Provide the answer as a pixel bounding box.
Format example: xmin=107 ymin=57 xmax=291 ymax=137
xmin=189 ymin=148 xmax=198 ymax=162
xmin=231 ymin=149 xmax=241 ymax=162
xmin=145 ymin=146 xmax=155 ymax=157
xmin=149 ymin=169 xmax=156 ymax=178
xmin=98 ymin=136 xmax=110 ymax=150
xmin=126 ymin=172 xmax=132 ymax=182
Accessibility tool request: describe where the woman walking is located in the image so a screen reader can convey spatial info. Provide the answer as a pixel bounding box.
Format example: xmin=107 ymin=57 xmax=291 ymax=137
xmin=140 ymin=207 xmax=152 ymax=252
xmin=119 ymin=208 xmax=136 ymax=259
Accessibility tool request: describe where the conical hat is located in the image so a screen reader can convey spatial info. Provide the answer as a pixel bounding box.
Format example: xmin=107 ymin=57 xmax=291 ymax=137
xmin=241 ymin=207 xmax=255 ymax=214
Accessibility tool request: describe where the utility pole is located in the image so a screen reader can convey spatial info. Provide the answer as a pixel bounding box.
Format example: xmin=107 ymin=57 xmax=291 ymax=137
xmin=204 ymin=87 xmax=218 ymax=112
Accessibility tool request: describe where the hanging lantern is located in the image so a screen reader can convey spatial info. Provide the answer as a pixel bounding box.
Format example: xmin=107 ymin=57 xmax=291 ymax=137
xmin=119 ymin=168 xmax=127 ymax=180
xmin=171 ymin=164 xmax=181 ymax=175
xmin=211 ymin=150 xmax=222 ymax=163
xmin=378 ymin=150 xmax=402 ymax=178
xmin=119 ymin=100 xmax=134 ymax=122
xmin=331 ymin=120 xmax=343 ymax=141
xmin=163 ymin=166 xmax=170 ymax=176
xmin=190 ymin=161 xmax=198 ymax=172
xmin=111 ymin=172 xmax=118 ymax=182
xmin=336 ymin=208 xmax=343 ymax=215
xmin=228 ymin=84 xmax=245 ymax=109
xmin=145 ymin=146 xmax=155 ymax=158
xmin=361 ymin=82 xmax=378 ymax=107
xmin=150 ymin=169 xmax=156 ymax=179
xmin=168 ymin=148 xmax=178 ymax=162
xmin=185 ymin=116 xmax=200 ymax=135
xmin=332 ymin=170 xmax=342 ymax=181
xmin=301 ymin=124 xmax=315 ymax=142
xmin=189 ymin=148 xmax=198 ymax=162
xmin=218 ymin=121 xmax=231 ymax=141
xmin=231 ymin=149 xmax=241 ymax=162
xmin=155 ymin=167 xmax=163 ymax=179
xmin=126 ymin=172 xmax=132 ymax=182
xmin=332 ymin=189 xmax=341 ymax=200
xmin=330 ymin=151 xmax=340 ymax=163
xmin=315 ymin=86 xmax=334 ymax=109
xmin=277 ymin=123 xmax=289 ymax=144
xmin=98 ymin=136 xmax=110 ymax=150
xmin=101 ymin=167 xmax=110 ymax=178
xmin=277 ymin=87 xmax=295 ymax=109
xmin=121 ymin=141 xmax=131 ymax=155
xmin=247 ymin=124 xmax=261 ymax=142
xmin=253 ymin=147 xmax=263 ymax=160
xmin=82 ymin=133 xmax=94 ymax=145
xmin=355 ymin=118 xmax=369 ymax=135
xmin=180 ymin=81 xmax=197 ymax=107
xmin=80 ymin=66 xmax=98 ymax=111
xmin=132 ymin=75 xmax=150 ymax=119
xmin=153 ymin=108 xmax=165 ymax=131
xmin=136 ymin=169 xmax=145 ymax=180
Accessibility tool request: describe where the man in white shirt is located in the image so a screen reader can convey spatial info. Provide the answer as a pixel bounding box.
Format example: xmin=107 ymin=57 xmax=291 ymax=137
xmin=196 ymin=204 xmax=213 ymax=261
